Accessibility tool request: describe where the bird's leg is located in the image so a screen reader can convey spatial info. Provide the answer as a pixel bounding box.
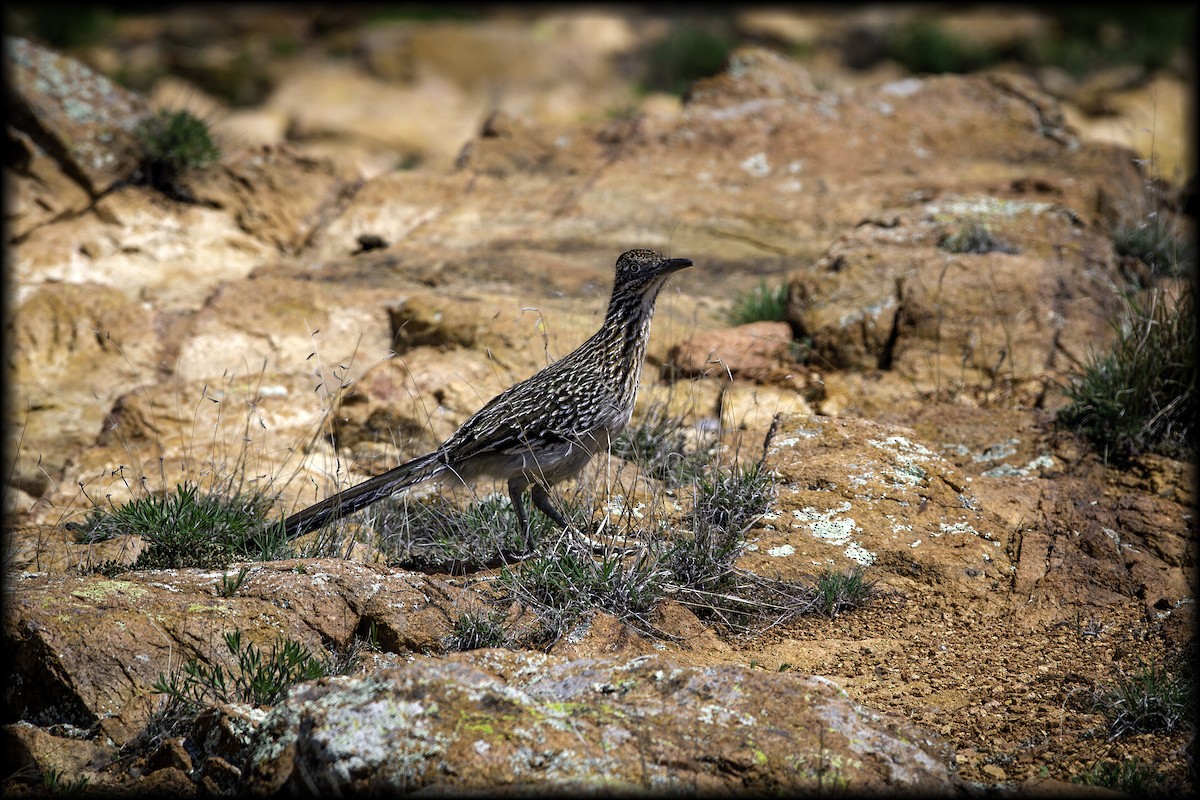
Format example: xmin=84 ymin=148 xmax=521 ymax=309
xmin=531 ymin=484 xmax=572 ymax=532
xmin=508 ymin=480 xmax=533 ymax=550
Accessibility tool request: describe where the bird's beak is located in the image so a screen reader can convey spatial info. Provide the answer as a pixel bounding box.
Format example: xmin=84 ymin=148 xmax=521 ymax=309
xmin=660 ymin=257 xmax=693 ymax=273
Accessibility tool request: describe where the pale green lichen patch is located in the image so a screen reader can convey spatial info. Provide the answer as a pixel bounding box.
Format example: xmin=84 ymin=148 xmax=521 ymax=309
xmin=186 ymin=601 xmax=231 ymax=615
xmin=927 ymin=196 xmax=1058 ymax=222
xmin=791 ymin=503 xmax=877 ymax=565
xmin=70 ymin=580 xmax=148 ymax=603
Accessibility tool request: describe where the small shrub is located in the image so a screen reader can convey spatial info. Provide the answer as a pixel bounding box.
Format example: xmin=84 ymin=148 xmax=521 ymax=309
xmin=692 ymin=460 xmax=774 ymax=534
xmin=447 ymin=609 xmax=511 ymax=651
xmin=610 ymin=409 xmax=714 ymax=485
xmin=218 ymin=566 xmax=250 ymax=597
xmin=153 ymin=630 xmax=329 ymax=715
xmin=1098 ymin=658 xmax=1191 ymax=738
xmin=1071 ymin=759 xmax=1166 ymax=794
xmin=937 ymin=221 xmax=1018 ymax=255
xmin=657 ymin=520 xmax=820 ymax=633
xmin=667 ymin=560 xmax=821 ymax=634
xmin=70 ymin=482 xmax=288 ymax=569
xmin=143 ymin=629 xmax=328 ymax=748
xmin=500 ymin=548 xmax=666 ymax=642
xmin=726 ymin=280 xmax=790 ymax=325
xmin=377 ymin=493 xmax=580 ymax=571
xmin=134 ymin=108 xmax=220 ymax=200
xmin=886 ymin=19 xmax=1000 ymax=74
xmin=813 ymin=567 xmax=877 ymax=619
xmin=661 ymin=521 xmax=745 ymax=594
xmin=642 ymin=20 xmax=734 ymax=96
xmin=1113 ymin=215 xmax=1194 ymax=280
xmin=1057 ymin=286 xmax=1195 ymax=461
xmin=40 ymin=766 xmax=90 ymax=795
xmin=647 ymin=417 xmax=821 ymax=633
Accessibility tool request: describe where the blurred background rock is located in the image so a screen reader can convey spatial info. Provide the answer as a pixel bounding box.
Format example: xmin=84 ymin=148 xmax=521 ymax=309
xmin=6 ymin=3 xmax=1191 ymax=182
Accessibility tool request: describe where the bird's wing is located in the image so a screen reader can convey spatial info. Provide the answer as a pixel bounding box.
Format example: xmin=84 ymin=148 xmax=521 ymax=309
xmin=443 ymin=389 xmax=621 ymax=463
xmin=446 ymin=417 xmax=578 ymax=462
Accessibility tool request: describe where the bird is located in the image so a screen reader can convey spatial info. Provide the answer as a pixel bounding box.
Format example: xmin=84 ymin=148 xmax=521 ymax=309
xmin=281 ymin=248 xmax=693 ymax=545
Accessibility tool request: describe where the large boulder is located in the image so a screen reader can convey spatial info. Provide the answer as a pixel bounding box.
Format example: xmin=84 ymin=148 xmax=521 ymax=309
xmin=238 ymin=649 xmax=954 ymax=795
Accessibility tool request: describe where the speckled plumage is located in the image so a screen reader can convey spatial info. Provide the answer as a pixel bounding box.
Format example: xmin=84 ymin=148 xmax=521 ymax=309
xmin=282 ymin=249 xmax=692 ymax=542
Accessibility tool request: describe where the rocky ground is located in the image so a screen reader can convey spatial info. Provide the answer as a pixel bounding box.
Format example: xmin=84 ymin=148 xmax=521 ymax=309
xmin=3 ymin=6 xmax=1196 ymax=797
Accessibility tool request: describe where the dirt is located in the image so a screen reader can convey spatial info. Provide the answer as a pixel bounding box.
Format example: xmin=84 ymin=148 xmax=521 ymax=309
xmin=745 ymin=587 xmax=1192 ymax=790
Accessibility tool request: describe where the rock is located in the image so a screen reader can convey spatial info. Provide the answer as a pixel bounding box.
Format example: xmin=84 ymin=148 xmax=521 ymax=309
xmin=549 ymin=601 xmax=733 ymax=661
xmin=4 ymin=524 xmax=148 ymax=574
xmin=1006 ymin=467 xmax=1195 ymax=618
xmin=291 ymin=170 xmax=466 ymax=265
xmin=5 ymin=128 xmax=94 ymax=239
xmin=933 ymin=9 xmax=1049 ymax=53
xmin=2 ymin=560 xmax=477 ymax=746
xmin=388 ymin=292 xmax=490 ymax=351
xmin=3 ymin=486 xmax=37 ymax=518
xmin=237 ymin=649 xmax=955 ymax=794
xmin=751 ymin=415 xmax=1014 ymax=598
xmin=329 ymin=351 xmax=500 ymax=465
xmin=719 ymin=382 xmax=815 ymax=434
xmin=631 ymin=379 xmax=725 ymax=428
xmin=172 ymin=274 xmax=397 ymax=383
xmin=264 ymin=61 xmax=487 ymax=175
xmin=35 ymin=370 xmax=344 ymax=519
xmin=0 ymin=721 xmax=117 ymax=786
xmin=982 ymin=763 xmax=1008 ymax=781
xmin=8 ymin=283 xmax=162 ymax=485
xmin=5 ymin=36 xmax=150 ymax=196
xmin=1062 ymin=72 xmax=1192 ymax=185
xmin=735 ymin=9 xmax=824 ymax=48
xmin=14 ymin=185 xmax=276 ymax=313
xmin=1017 ymin=776 xmax=1126 ymax=798
xmin=667 ymin=321 xmax=796 ymax=382
xmin=686 ymin=46 xmax=820 ymax=104
xmin=786 ymin=197 xmax=1124 ymax=403
xmin=360 ymin=14 xmax=640 ymax=126
xmin=185 ymin=144 xmax=355 ymax=250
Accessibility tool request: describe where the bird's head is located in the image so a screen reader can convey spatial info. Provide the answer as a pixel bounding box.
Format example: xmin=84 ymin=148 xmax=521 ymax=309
xmin=613 ymin=249 xmax=692 ymax=294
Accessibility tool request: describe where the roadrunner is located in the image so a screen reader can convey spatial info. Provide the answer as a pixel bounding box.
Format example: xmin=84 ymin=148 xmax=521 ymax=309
xmin=282 ymin=249 xmax=692 ymax=543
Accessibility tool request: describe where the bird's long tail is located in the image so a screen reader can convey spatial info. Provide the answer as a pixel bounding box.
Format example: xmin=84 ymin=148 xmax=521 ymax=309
xmin=281 ymin=452 xmax=445 ymax=539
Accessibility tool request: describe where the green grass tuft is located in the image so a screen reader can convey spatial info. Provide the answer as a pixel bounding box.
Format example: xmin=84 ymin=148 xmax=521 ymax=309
xmin=692 ymin=460 xmax=774 ymax=534
xmin=1113 ymin=216 xmax=1195 ymax=280
xmin=500 ymin=548 xmax=666 ymax=643
xmin=1057 ymin=286 xmax=1195 ymax=462
xmin=40 ymin=766 xmax=90 ymax=795
xmin=376 ymin=493 xmax=581 ymax=571
xmin=641 ymin=20 xmax=734 ymax=96
xmin=660 ymin=520 xmax=745 ymax=596
xmin=813 ymin=567 xmax=878 ymax=619
xmin=1071 ymin=759 xmax=1168 ymax=794
xmin=134 ymin=108 xmax=220 ymax=200
xmin=1097 ymin=657 xmax=1192 ymax=738
xmin=71 ymin=482 xmax=288 ymax=569
xmin=937 ymin=221 xmax=1018 ymax=255
xmin=446 ymin=609 xmax=512 ymax=651
xmin=726 ymin=280 xmax=790 ymax=326
xmin=151 ymin=630 xmax=329 ymax=731
xmin=218 ymin=566 xmax=251 ymax=597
